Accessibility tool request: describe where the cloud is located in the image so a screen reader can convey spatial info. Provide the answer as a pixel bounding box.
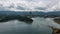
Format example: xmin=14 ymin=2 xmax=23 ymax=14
xmin=0 ymin=0 xmax=47 ymax=11
xmin=0 ymin=0 xmax=60 ymax=11
xmin=45 ymin=2 xmax=60 ymax=11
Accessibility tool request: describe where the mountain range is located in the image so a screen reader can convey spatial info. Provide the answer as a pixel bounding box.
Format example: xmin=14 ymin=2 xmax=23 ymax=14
xmin=0 ymin=11 xmax=60 ymax=18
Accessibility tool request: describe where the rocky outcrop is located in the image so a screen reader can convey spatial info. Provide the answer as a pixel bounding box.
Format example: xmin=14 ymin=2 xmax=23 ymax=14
xmin=50 ymin=27 xmax=60 ymax=34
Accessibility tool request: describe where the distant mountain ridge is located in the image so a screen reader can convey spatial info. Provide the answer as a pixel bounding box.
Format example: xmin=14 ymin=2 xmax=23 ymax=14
xmin=0 ymin=11 xmax=60 ymax=17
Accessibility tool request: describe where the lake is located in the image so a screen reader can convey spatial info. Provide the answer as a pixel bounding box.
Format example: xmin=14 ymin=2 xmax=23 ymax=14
xmin=0 ymin=17 xmax=60 ymax=34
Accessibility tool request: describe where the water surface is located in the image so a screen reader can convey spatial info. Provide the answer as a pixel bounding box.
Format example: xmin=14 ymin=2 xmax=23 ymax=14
xmin=0 ymin=17 xmax=59 ymax=34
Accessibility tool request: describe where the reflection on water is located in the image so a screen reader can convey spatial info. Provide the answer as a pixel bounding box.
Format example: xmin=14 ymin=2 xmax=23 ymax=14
xmin=0 ymin=17 xmax=59 ymax=34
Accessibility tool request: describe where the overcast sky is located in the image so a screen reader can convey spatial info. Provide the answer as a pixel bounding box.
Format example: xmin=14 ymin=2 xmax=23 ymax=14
xmin=0 ymin=0 xmax=60 ymax=11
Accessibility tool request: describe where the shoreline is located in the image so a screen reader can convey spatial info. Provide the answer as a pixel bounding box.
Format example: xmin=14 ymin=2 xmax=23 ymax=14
xmin=51 ymin=18 xmax=60 ymax=34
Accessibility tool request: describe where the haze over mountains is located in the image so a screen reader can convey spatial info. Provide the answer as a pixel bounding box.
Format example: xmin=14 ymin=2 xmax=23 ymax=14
xmin=0 ymin=0 xmax=60 ymax=17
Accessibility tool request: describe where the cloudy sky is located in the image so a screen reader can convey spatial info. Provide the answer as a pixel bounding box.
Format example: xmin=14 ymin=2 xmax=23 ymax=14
xmin=0 ymin=0 xmax=60 ymax=11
